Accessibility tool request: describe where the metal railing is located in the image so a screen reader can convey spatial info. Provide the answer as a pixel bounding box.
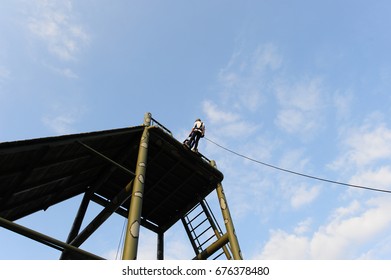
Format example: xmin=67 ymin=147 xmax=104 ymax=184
xmin=150 ymin=117 xmax=173 ymax=136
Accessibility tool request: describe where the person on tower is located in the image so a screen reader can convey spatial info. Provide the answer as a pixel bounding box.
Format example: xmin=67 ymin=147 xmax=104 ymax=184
xmin=184 ymin=118 xmax=205 ymax=153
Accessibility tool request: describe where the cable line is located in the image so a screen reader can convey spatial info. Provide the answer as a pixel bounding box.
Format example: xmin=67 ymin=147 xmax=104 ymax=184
xmin=115 ymin=217 xmax=127 ymax=260
xmin=205 ymin=137 xmax=391 ymax=194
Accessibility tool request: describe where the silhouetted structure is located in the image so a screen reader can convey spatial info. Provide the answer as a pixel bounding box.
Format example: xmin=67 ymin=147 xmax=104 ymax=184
xmin=0 ymin=113 xmax=242 ymax=260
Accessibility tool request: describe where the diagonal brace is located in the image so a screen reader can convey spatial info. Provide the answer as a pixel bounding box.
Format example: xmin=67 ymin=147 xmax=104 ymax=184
xmin=77 ymin=141 xmax=135 ymax=176
xmin=68 ymin=179 xmax=134 ymax=248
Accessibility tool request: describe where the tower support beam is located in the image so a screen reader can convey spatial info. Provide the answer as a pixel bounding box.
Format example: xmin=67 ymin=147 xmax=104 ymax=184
xmin=69 ymin=179 xmax=134 ymax=248
xmin=60 ymin=191 xmax=91 ymax=259
xmin=211 ymin=160 xmax=243 ymax=260
xmin=0 ymin=216 xmax=104 ymax=260
xmin=157 ymin=232 xmax=164 ymax=260
xmin=122 ymin=113 xmax=151 ymax=260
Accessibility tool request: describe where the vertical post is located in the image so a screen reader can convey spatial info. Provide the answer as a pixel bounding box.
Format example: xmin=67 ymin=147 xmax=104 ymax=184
xmin=211 ymin=160 xmax=243 ymax=260
xmin=143 ymin=112 xmax=152 ymax=126
xmin=157 ymin=232 xmax=164 ymax=260
xmin=60 ymin=192 xmax=90 ymax=259
xmin=122 ymin=113 xmax=151 ymax=260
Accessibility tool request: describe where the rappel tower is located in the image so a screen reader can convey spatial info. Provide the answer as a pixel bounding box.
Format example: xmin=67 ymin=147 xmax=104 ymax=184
xmin=0 ymin=113 xmax=242 ymax=260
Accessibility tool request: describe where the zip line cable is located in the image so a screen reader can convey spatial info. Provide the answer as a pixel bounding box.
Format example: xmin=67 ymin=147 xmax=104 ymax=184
xmin=204 ymin=137 xmax=391 ymax=194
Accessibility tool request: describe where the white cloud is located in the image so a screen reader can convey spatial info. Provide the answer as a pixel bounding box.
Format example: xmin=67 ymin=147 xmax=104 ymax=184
xmin=252 ymin=43 xmax=283 ymax=71
xmin=42 ymin=105 xmax=85 ymax=135
xmin=290 ymin=185 xmax=320 ymax=209
xmin=59 ymin=68 xmax=78 ymax=79
xmin=102 ymin=249 xmax=121 ymax=260
xmin=359 ymin=235 xmax=391 ymax=259
xmin=273 ymin=149 xmax=321 ymax=209
xmin=217 ymin=43 xmax=283 ymax=112
xmin=310 ymin=197 xmax=391 ymax=259
xmin=201 ymin=44 xmax=284 ymax=153
xmin=102 ymin=223 xmax=194 ymax=260
xmin=331 ymin=119 xmax=391 ymax=170
xmin=0 ymin=66 xmax=10 ymax=81
xmin=255 ymin=197 xmax=391 ymax=259
xmin=294 ymin=218 xmax=312 ymax=235
xmin=27 ymin=0 xmax=89 ymax=61
xmin=332 ymin=200 xmax=361 ymax=220
xmin=163 ymin=223 xmax=194 ymax=260
xmin=202 ymin=100 xmax=260 ymax=139
xmin=274 ymin=77 xmax=324 ymax=136
xmin=349 ymin=166 xmax=391 ymax=190
xmin=42 ymin=114 xmax=77 ymax=135
xmin=102 ymin=227 xmax=159 ymax=260
xmin=136 ymin=229 xmax=159 ymax=260
xmin=0 ymin=66 xmax=11 ymax=91
xmin=256 ymin=229 xmax=310 ymax=259
xmin=278 ymin=148 xmax=310 ymax=171
xmin=50 ymin=66 xmax=78 ymax=79
xmin=333 ymin=89 xmax=353 ymax=119
xmin=347 ymin=126 xmax=391 ymax=167
xmin=202 ymin=100 xmax=240 ymax=124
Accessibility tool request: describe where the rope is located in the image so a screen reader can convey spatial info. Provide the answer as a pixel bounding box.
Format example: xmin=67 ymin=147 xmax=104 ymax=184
xmin=205 ymin=137 xmax=391 ymax=194
xmin=115 ymin=218 xmax=127 ymax=260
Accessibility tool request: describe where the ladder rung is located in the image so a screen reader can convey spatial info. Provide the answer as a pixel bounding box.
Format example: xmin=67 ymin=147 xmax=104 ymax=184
xmin=187 ymin=210 xmax=204 ymax=224
xmin=213 ymin=251 xmax=225 ymax=260
xmin=198 ymin=233 xmax=216 ymax=248
xmin=182 ymin=198 xmax=235 ymax=260
xmin=195 ymin=226 xmax=213 ymax=242
xmin=189 ymin=218 xmax=208 ymax=233
xmin=186 ymin=203 xmax=201 ymax=216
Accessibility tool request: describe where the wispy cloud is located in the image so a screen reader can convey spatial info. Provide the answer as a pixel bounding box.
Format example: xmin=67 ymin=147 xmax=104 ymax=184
xmin=290 ymin=185 xmax=320 ymax=209
xmin=329 ymin=115 xmax=391 ymax=194
xmin=273 ymin=149 xmax=321 ymax=209
xmin=332 ymin=119 xmax=391 ymax=169
xmin=349 ymin=166 xmax=391 ymax=190
xmin=202 ymin=100 xmax=241 ymax=125
xmin=201 ymin=44 xmax=283 ymax=143
xmin=256 ymin=229 xmax=310 ymax=259
xmin=48 ymin=65 xmax=79 ymax=79
xmin=42 ymin=104 xmax=85 ymax=135
xmin=203 ymin=41 xmax=391 ymax=261
xmin=274 ymin=77 xmax=325 ymax=136
xmin=27 ymin=0 xmax=90 ymax=61
xmin=294 ymin=218 xmax=313 ymax=235
xmin=0 ymin=66 xmax=10 ymax=81
xmin=42 ymin=114 xmax=77 ymax=135
xmin=201 ymin=43 xmax=326 ymax=220
xmin=202 ymin=100 xmax=260 ymax=141
xmin=310 ymin=197 xmax=391 ymax=259
xmin=0 ymin=66 xmax=11 ymax=90
xmin=333 ymin=89 xmax=354 ymax=120
xmin=217 ymin=43 xmax=283 ymax=112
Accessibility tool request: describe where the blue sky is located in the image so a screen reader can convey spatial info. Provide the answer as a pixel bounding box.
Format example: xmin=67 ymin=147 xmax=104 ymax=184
xmin=1 ymin=0 xmax=391 ymax=260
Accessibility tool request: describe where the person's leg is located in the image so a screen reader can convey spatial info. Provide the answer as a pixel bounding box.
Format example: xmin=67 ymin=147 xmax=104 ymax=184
xmin=193 ymin=133 xmax=201 ymax=151
xmin=188 ymin=132 xmax=196 ymax=148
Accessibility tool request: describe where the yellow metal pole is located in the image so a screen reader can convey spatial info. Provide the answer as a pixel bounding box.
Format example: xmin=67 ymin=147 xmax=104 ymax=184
xmin=122 ymin=113 xmax=151 ymax=260
xmin=193 ymin=233 xmax=229 ymax=260
xmin=211 ymin=160 xmax=243 ymax=260
xmin=199 ymin=200 xmax=232 ymax=259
